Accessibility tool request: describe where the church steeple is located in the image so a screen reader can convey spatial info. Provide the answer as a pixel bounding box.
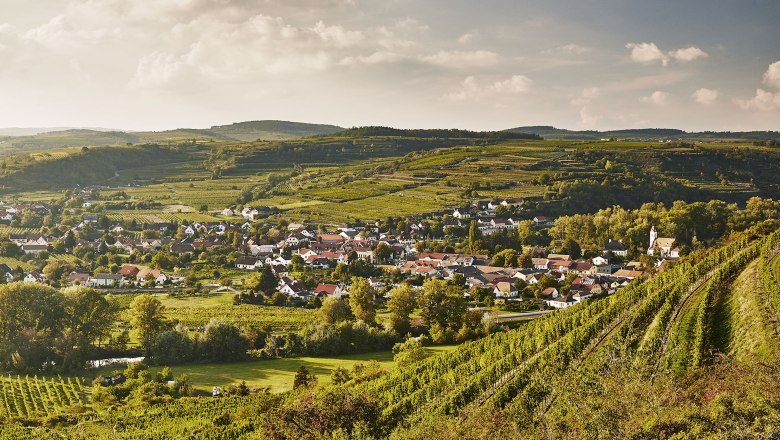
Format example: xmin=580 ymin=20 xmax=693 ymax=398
xmin=649 ymin=225 xmax=658 ymax=249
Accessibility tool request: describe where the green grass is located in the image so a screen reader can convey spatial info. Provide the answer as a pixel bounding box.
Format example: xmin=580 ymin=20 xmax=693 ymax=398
xmin=95 ymin=346 xmax=457 ymax=394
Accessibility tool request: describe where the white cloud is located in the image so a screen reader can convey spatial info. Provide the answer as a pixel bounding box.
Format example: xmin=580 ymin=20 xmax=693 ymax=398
xmin=419 ymin=50 xmax=499 ymax=68
xmin=626 ymin=42 xmax=668 ymax=65
xmin=458 ymin=33 xmax=474 ymax=44
xmin=640 ymin=90 xmax=669 ymax=105
xmin=340 ymin=51 xmax=404 ymax=65
xmin=311 ymin=21 xmax=364 ymax=47
xmin=626 ymin=42 xmax=708 ymax=66
xmin=446 ymin=74 xmax=532 ymax=100
xmin=693 ymin=88 xmax=718 ymax=104
xmin=543 ymin=43 xmax=590 ymax=55
xmin=669 ymin=46 xmax=708 ymax=62
xmin=493 ymin=75 xmax=533 ymax=93
xmin=735 ymin=89 xmax=780 ymax=111
xmin=763 ymin=60 xmax=780 ymax=89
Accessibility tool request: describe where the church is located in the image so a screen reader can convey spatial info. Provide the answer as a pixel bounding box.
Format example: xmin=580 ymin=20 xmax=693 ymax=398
xmin=647 ymin=226 xmax=679 ymax=258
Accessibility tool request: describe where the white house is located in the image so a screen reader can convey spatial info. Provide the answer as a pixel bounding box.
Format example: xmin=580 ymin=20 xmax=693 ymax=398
xmin=89 ymin=273 xmax=125 ymax=287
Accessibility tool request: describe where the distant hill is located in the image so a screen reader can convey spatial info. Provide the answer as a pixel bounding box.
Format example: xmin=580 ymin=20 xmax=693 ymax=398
xmin=333 ymin=126 xmax=542 ymax=140
xmin=0 ymin=120 xmax=345 ymax=154
xmin=506 ymin=125 xmax=778 ymax=141
xmin=207 ymin=120 xmax=344 ymax=141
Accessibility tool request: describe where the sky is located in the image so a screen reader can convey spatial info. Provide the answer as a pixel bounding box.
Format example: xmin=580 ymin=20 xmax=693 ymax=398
xmin=0 ymin=0 xmax=779 ymax=132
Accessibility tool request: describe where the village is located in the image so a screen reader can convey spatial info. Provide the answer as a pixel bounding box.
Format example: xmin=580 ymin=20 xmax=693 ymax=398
xmin=0 ymin=194 xmax=682 ymax=311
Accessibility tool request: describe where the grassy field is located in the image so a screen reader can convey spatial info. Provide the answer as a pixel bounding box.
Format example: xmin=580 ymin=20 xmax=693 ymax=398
xmin=94 ymin=345 xmax=457 ymax=394
xmin=111 ymin=291 xmax=318 ymax=333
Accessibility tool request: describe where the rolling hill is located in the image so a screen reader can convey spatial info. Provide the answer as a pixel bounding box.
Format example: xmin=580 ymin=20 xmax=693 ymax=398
xmin=0 ymin=120 xmax=345 ymax=154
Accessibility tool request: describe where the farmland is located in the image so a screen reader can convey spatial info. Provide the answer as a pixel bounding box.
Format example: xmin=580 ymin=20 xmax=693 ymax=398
xmin=0 ymin=375 xmax=85 ymax=418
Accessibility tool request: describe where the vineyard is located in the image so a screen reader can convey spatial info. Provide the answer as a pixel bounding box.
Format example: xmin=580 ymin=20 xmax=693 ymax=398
xmin=0 ymin=375 xmax=85 ymax=418
xmin=356 ymin=228 xmax=780 ymax=428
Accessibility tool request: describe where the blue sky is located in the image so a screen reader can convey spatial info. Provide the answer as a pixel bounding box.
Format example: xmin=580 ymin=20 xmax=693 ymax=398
xmin=0 ymin=0 xmax=778 ymax=131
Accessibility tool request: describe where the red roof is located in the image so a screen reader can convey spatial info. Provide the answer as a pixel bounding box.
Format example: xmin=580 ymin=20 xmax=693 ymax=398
xmin=315 ymin=283 xmax=339 ymax=295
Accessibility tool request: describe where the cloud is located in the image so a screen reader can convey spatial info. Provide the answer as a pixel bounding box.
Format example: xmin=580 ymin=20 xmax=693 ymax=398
xmin=419 ymin=50 xmax=499 ymax=68
xmin=458 ymin=33 xmax=474 ymax=44
xmin=693 ymin=88 xmax=718 ymax=104
xmin=640 ymin=90 xmax=669 ymax=105
xmin=446 ymin=74 xmax=532 ymax=100
xmin=626 ymin=42 xmax=668 ymax=65
xmin=763 ymin=60 xmax=780 ymax=89
xmin=735 ymin=89 xmax=780 ymax=111
xmin=669 ymin=47 xmax=708 ymax=62
xmin=543 ymin=43 xmax=590 ymax=55
xmin=735 ymin=61 xmax=780 ymax=111
xmin=626 ymin=42 xmax=708 ymax=66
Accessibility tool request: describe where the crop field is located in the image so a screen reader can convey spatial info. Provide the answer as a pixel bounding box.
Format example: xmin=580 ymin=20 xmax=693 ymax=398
xmin=0 ymin=375 xmax=85 ymax=418
xmin=113 ymin=292 xmax=318 ymax=332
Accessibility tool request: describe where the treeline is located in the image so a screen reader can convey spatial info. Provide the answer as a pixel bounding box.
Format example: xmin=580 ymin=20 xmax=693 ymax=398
xmin=547 ymin=197 xmax=780 ymax=256
xmin=331 ymin=126 xmax=542 ymax=140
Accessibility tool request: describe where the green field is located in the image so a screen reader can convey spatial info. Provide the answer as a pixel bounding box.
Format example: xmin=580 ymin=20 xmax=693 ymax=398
xmin=95 ymin=345 xmax=457 ymax=394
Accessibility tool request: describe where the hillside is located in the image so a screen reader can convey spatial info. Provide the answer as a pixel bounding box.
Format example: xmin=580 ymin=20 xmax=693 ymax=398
xmin=0 ymin=120 xmax=345 ymax=154
xmin=508 ymin=125 xmax=780 ymax=142
xmin=208 ymin=120 xmax=344 ymax=141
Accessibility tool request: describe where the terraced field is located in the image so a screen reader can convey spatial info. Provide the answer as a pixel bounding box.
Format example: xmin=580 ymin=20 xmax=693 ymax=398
xmin=355 ymin=229 xmax=780 ymax=426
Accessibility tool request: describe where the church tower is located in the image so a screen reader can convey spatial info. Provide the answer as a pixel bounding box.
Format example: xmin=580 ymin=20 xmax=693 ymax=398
xmin=649 ymin=225 xmax=658 ymax=249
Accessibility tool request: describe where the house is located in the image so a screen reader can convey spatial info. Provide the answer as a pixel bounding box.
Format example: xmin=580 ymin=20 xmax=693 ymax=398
xmin=603 ymin=239 xmax=629 ymax=257
xmin=549 ymin=260 xmax=574 ymax=272
xmin=648 ymin=226 xmax=677 ymax=257
xmin=236 ymin=256 xmax=262 ymax=270
xmin=547 ymin=294 xmax=577 ymax=309
xmin=117 ymin=265 xmax=140 ymax=278
xmin=24 ymin=271 xmax=44 ymax=283
xmin=532 ymin=258 xmax=551 ymax=271
xmin=136 ymin=268 xmax=161 ymax=283
xmin=315 ymin=283 xmax=343 ymax=297
xmin=533 ymin=216 xmax=553 ymax=226
xmin=68 ymin=272 xmax=90 ymax=285
xmin=501 ymin=198 xmax=525 ymax=208
xmin=538 ymin=287 xmax=559 ymax=300
xmin=220 ymin=208 xmax=235 ymax=217
xmin=89 ymin=273 xmax=125 ymax=287
xmin=278 ymin=277 xmax=309 ymax=298
xmin=22 ymin=244 xmax=48 ymax=255
xmin=0 ymin=264 xmax=15 ymax=282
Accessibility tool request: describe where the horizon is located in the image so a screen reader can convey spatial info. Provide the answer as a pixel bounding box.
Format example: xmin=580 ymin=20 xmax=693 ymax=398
xmin=1 ymin=1 xmax=779 ymax=132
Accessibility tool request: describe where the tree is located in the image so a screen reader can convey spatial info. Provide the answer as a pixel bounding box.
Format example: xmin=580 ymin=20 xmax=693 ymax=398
xmin=293 ymin=365 xmax=316 ymax=389
xmin=258 ymin=265 xmax=278 ymax=292
xmin=202 ymin=320 xmax=249 ymax=362
xmin=348 ymin=277 xmax=376 ymax=323
xmin=468 ymin=220 xmax=482 ymax=253
xmin=0 ymin=283 xmax=65 ymax=372
xmin=373 ymin=243 xmax=393 ymax=263
xmin=129 ymin=294 xmax=168 ymax=349
xmin=320 ymin=296 xmax=352 ymax=324
xmin=392 ymin=338 xmax=428 ymax=368
xmin=560 ymin=238 xmax=582 ymax=259
xmin=387 ymin=284 xmax=417 ymax=335
xmin=62 ymin=286 xmax=117 ymax=348
xmin=417 ymin=278 xmax=466 ymax=331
